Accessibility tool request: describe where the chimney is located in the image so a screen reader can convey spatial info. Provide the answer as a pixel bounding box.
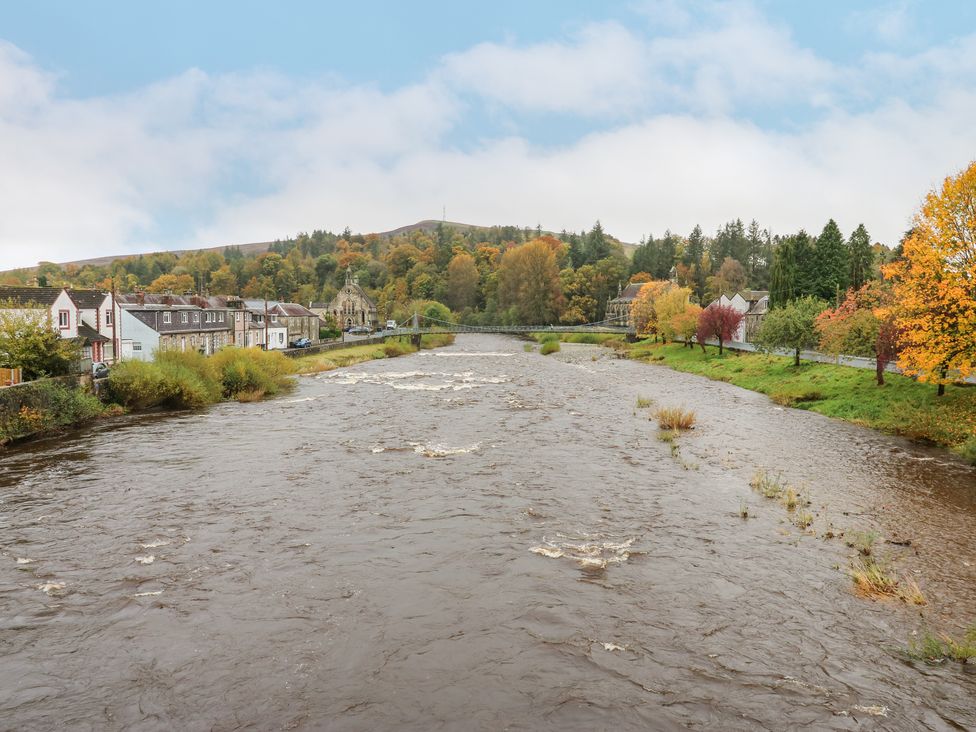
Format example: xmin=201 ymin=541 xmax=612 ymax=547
xmin=137 ymin=291 xmax=145 ymax=306
xmin=163 ymin=293 xmax=173 ymax=306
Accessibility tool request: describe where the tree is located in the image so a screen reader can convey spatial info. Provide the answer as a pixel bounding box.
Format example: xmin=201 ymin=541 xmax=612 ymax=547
xmin=695 ymin=304 xmax=744 ymax=355
xmin=706 ymin=257 xmax=747 ymax=300
xmin=147 ymin=273 xmax=195 ymax=294
xmin=0 ymin=308 xmax=80 ymax=380
xmin=816 ymin=282 xmax=898 ymax=385
xmin=209 ymin=265 xmax=238 ymax=295
xmin=847 ymin=224 xmax=874 ymax=291
xmin=655 ymin=286 xmax=693 ymax=342
xmin=630 ymin=280 xmax=672 ymax=338
xmin=671 ymin=303 xmax=703 ymax=347
xmin=754 ymin=296 xmax=827 ymax=367
xmin=884 ymin=160 xmax=976 ymax=395
xmin=815 ymin=219 xmax=849 ymax=301
xmin=768 ymin=237 xmax=796 ymax=308
xmin=497 ymin=239 xmax=564 ymax=323
xmin=446 ymin=253 xmax=480 ymax=312
xmin=684 ymin=225 xmax=707 ymax=300
xmin=584 ymin=221 xmax=612 ymax=264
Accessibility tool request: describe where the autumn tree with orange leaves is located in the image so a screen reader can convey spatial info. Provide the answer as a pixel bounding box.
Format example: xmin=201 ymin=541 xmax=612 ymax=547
xmin=630 ymin=280 xmax=673 ymax=338
xmin=884 ymin=161 xmax=976 ymax=395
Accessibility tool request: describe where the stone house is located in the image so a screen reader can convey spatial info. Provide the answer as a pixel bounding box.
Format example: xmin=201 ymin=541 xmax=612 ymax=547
xmin=328 ymin=268 xmax=378 ymax=330
xmin=115 ymin=293 xmax=233 ymax=359
xmin=605 ymin=282 xmax=645 ymax=328
xmin=716 ymin=290 xmax=769 ymax=343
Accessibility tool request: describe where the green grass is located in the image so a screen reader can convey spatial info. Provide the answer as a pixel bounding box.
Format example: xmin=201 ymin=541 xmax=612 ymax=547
xmin=540 ymin=340 xmax=560 ymax=355
xmin=628 ymin=342 xmax=976 ymax=451
xmin=907 ymin=626 xmax=976 ymax=663
xmin=293 ymin=334 xmax=454 ymax=374
xmin=531 ymin=332 xmax=627 ymax=346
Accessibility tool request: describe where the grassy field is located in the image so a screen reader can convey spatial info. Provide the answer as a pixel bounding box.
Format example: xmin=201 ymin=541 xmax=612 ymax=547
xmin=293 ymin=334 xmax=455 ymax=374
xmin=626 ymin=341 xmax=976 ymax=458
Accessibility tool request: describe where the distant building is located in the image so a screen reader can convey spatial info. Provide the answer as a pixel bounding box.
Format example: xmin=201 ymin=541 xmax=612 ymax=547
xmin=115 ymin=293 xmax=233 ymax=360
xmin=328 ymin=268 xmax=377 ymax=330
xmin=605 ymin=282 xmax=645 ymax=328
xmin=716 ymin=290 xmax=769 ymax=343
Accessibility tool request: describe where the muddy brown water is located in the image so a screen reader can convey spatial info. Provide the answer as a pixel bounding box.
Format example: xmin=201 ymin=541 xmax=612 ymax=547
xmin=1 ymin=335 xmax=975 ymax=731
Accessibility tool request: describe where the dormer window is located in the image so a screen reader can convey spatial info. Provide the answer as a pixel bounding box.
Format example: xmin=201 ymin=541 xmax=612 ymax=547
xmin=181 ymin=312 xmax=188 ymax=324
xmin=163 ymin=312 xmax=172 ymax=324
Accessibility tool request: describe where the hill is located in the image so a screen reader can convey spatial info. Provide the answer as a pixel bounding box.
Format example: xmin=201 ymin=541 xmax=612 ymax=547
xmin=5 ymin=220 xmax=636 ymax=275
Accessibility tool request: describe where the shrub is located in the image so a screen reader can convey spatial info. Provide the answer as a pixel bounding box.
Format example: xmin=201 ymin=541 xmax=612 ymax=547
xmin=654 ymin=406 xmax=695 ymax=430
xmin=0 ymin=379 xmax=104 ymax=443
xmin=107 ymin=360 xmax=173 ymax=410
xmin=955 ymin=436 xmax=976 ymax=464
xmin=540 ymin=341 xmax=560 ymax=355
xmin=210 ymin=347 xmax=294 ymax=399
xmin=538 ymin=333 xmax=560 ymax=343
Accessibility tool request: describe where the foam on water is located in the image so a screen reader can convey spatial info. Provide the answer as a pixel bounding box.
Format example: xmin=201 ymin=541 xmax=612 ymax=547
xmin=529 ymin=535 xmax=641 ymax=571
xmin=410 ymin=442 xmax=481 ymax=458
xmin=134 ymin=555 xmax=155 ymax=565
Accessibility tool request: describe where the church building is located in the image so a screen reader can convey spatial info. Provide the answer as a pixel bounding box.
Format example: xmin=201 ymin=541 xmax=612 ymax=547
xmin=328 ymin=268 xmax=378 ymax=330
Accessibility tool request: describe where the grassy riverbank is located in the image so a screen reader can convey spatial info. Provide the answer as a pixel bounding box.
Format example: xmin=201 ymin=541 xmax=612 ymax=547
xmin=293 ymin=333 xmax=455 ymax=374
xmin=627 ymin=342 xmax=976 ymax=457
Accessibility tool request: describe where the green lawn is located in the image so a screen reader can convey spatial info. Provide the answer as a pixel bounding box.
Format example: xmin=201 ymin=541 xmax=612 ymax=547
xmin=628 ymin=341 xmax=976 ymax=455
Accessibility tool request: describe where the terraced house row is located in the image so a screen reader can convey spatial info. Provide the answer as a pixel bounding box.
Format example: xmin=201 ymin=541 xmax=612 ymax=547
xmin=0 ymin=286 xmax=323 ymax=366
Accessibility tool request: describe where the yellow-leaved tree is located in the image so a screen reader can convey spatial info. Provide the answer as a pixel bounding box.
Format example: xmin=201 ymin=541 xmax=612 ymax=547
xmin=655 ymin=286 xmax=693 ymax=342
xmin=884 ymin=160 xmax=976 ymax=395
xmin=630 ymin=280 xmax=672 ymax=338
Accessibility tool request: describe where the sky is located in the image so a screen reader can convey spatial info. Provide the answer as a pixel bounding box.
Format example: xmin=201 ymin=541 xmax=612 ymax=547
xmin=1 ymin=0 xmax=975 ymax=270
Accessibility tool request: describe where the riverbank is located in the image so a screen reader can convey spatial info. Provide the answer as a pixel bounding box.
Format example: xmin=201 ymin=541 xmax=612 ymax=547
xmin=292 ymin=333 xmax=455 ymax=374
xmin=626 ymin=341 xmax=976 ymax=459
xmin=0 ymin=335 xmax=457 ymax=448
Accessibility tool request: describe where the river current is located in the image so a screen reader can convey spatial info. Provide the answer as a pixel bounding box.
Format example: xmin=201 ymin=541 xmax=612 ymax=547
xmin=1 ymin=334 xmax=975 ymax=730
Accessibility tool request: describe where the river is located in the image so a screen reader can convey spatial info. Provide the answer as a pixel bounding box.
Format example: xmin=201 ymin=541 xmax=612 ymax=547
xmin=1 ymin=334 xmax=975 ymax=730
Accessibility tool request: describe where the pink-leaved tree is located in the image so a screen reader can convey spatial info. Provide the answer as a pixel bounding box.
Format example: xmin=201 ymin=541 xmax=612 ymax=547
xmin=696 ymin=304 xmax=744 ymax=355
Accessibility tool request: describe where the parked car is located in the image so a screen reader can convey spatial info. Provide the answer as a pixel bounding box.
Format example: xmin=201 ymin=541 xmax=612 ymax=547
xmin=289 ymin=337 xmax=312 ymax=348
xmin=348 ymin=325 xmax=372 ymax=335
xmin=92 ymin=361 xmax=110 ymax=379
xmin=385 ymin=320 xmax=398 ymax=331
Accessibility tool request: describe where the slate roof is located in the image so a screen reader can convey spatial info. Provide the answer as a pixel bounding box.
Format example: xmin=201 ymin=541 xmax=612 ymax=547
xmin=271 ymin=302 xmax=317 ymax=318
xmin=609 ymin=282 xmax=645 ymax=303
xmin=0 ymin=286 xmax=64 ymax=307
xmin=77 ymin=322 xmax=109 ymax=343
xmin=66 ymin=289 xmax=108 ymax=309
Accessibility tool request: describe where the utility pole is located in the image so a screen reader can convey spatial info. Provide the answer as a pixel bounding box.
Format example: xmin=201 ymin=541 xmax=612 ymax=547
xmin=111 ymin=279 xmax=118 ymax=363
xmin=264 ymin=298 xmax=269 ymax=350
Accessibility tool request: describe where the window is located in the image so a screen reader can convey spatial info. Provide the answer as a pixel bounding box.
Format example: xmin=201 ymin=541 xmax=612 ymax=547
xmin=181 ymin=312 xmax=188 ymax=324
xmin=58 ymin=310 xmax=70 ymax=329
xmin=219 ymin=312 xmax=225 ymax=322
xmin=193 ymin=313 xmax=200 ymax=323
xmin=205 ymin=312 xmax=212 ymax=323
xmin=271 ymin=314 xmax=278 ymax=323
xmin=180 ymin=337 xmax=186 ymax=352
xmin=105 ymin=309 xmax=113 ymax=326
xmin=235 ymin=312 xmax=241 ymax=322
xmin=133 ymin=342 xmax=143 ymax=351
xmin=163 ymin=312 xmax=171 ymax=324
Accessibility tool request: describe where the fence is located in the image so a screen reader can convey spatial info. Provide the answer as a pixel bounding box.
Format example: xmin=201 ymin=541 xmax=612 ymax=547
xmin=282 ymin=334 xmax=391 ymax=358
xmin=0 ymin=367 xmax=22 ymax=387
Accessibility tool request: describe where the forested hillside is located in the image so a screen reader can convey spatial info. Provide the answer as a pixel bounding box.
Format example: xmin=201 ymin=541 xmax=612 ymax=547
xmin=1 ymin=218 xmax=895 ymax=325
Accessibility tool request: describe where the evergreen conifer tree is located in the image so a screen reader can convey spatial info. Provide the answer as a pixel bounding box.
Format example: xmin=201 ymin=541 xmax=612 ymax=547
xmin=847 ymin=223 xmax=874 ymax=290
xmin=815 ymin=219 xmax=849 ymax=302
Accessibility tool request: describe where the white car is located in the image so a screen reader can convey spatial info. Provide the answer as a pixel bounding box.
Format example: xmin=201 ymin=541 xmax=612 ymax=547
xmin=385 ymin=320 xmax=398 ymax=330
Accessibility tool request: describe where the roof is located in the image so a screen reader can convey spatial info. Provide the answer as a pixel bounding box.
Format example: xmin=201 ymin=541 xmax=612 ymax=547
xmin=0 ymin=286 xmax=65 ymax=307
xmin=737 ymin=290 xmax=769 ymax=303
xmin=77 ymin=322 xmax=109 ymax=343
xmin=66 ymin=289 xmax=109 ymax=309
xmin=270 ymin=302 xmax=317 ymax=318
xmin=609 ymin=282 xmax=645 ymax=303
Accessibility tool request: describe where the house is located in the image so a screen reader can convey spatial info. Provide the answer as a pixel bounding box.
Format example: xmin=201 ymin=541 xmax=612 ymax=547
xmin=0 ymin=286 xmax=80 ymax=339
xmin=328 ymin=268 xmax=378 ymax=330
xmin=717 ymin=290 xmax=769 ymax=343
xmin=242 ymin=299 xmax=319 ymax=345
xmin=605 ymin=282 xmax=646 ymax=328
xmin=66 ymin=289 xmax=116 ymax=362
xmin=115 ymin=293 xmax=233 ymax=360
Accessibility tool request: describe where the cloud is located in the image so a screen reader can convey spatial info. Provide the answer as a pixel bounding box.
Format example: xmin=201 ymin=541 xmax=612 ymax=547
xmin=438 ymin=22 xmax=649 ymax=115
xmin=0 ymin=3 xmax=975 ymax=271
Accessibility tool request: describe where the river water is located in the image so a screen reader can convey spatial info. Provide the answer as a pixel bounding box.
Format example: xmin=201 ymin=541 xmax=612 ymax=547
xmin=1 ymin=335 xmax=975 ymax=731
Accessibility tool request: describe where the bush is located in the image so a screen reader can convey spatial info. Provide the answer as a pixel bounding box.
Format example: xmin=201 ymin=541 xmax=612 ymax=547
xmin=540 ymin=341 xmax=560 ymax=355
xmin=0 ymin=378 xmax=104 ymax=443
xmin=109 ymin=347 xmax=295 ymax=409
xmin=955 ymin=436 xmax=976 ymax=464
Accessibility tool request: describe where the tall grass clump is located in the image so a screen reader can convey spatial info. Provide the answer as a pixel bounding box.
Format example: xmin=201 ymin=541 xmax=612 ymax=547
xmin=210 ymin=347 xmax=295 ymax=400
xmin=654 ymin=406 xmax=695 ymax=430
xmin=537 ymin=333 xmax=560 ymax=344
xmin=109 ymin=347 xmax=295 ymax=409
xmin=849 ymin=557 xmax=927 ymax=605
xmin=540 ymin=341 xmax=561 ymax=355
